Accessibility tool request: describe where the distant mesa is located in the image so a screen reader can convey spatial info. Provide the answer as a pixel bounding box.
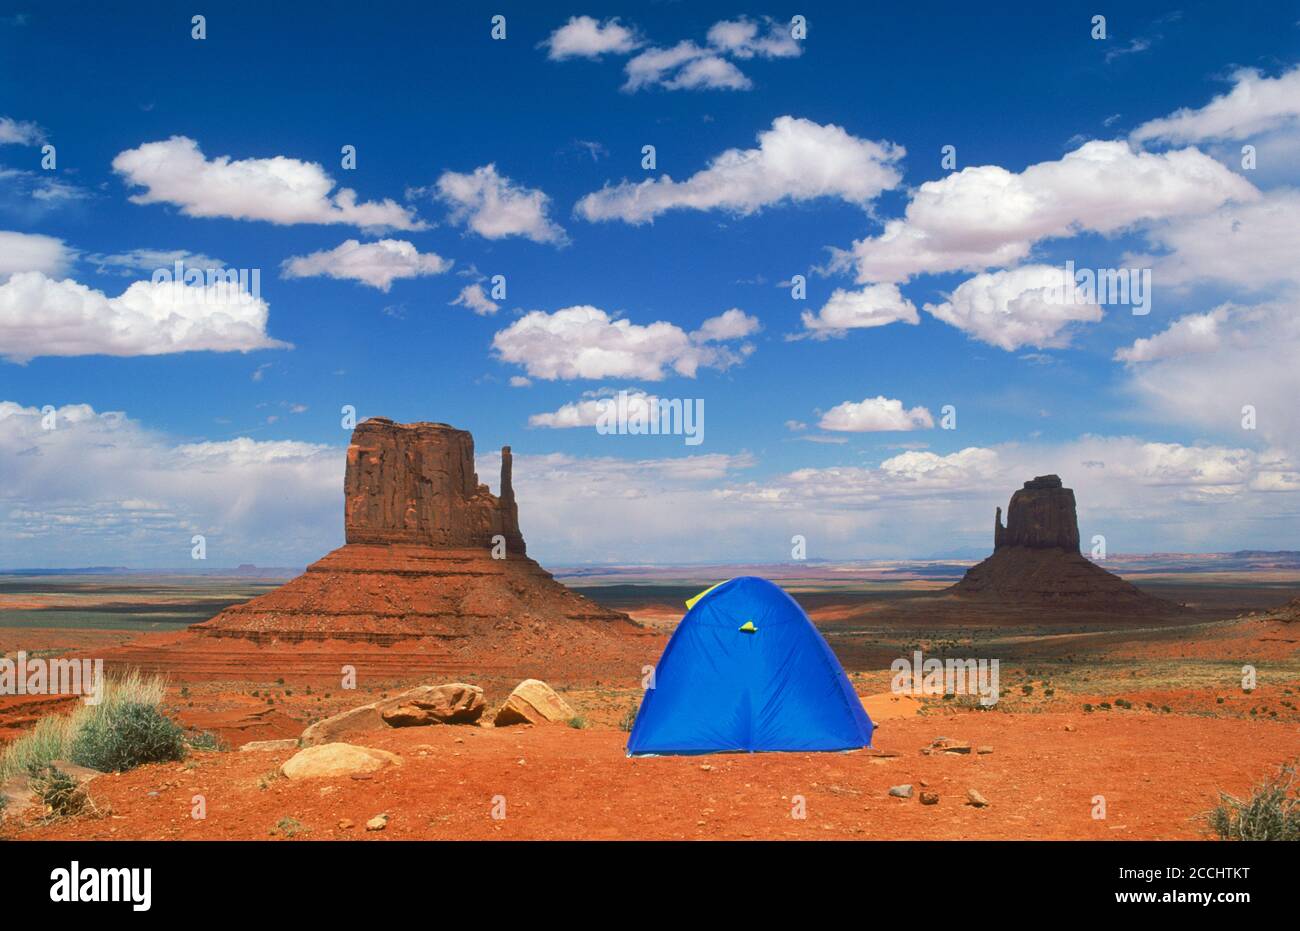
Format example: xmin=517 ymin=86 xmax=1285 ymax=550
xmin=949 ymin=474 xmax=1175 ymax=612
xmin=191 ymin=417 xmax=636 ymax=648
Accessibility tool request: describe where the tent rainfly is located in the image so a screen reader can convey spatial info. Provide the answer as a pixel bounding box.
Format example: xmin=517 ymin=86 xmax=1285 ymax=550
xmin=627 ymin=576 xmax=874 ymax=756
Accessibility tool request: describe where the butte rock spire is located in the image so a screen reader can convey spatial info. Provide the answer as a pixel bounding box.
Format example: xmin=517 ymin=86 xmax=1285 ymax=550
xmin=951 ymin=474 xmax=1175 ymax=612
xmin=186 ymin=418 xmax=640 ymax=663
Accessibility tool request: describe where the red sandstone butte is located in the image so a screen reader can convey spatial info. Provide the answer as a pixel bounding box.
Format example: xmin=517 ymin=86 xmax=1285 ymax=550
xmin=188 ymin=419 xmax=639 ymax=649
xmin=949 ymin=474 xmax=1176 ymax=612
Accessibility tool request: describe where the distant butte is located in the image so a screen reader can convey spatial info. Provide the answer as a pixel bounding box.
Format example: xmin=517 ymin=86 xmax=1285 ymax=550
xmin=949 ymin=474 xmax=1176 ymax=612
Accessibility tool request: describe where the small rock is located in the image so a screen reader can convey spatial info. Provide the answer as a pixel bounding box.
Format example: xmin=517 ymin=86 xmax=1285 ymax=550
xmin=889 ymin=784 xmax=913 ymax=798
xmin=239 ymin=738 xmax=300 ymax=752
xmin=931 ymin=737 xmax=972 ymax=754
xmin=366 ymin=813 xmax=388 ymax=831
xmin=920 ymin=791 xmax=940 ymax=805
xmin=1064 ymin=724 xmax=1076 ymax=732
xmin=966 ymin=788 xmax=990 ymax=807
xmin=337 ymin=818 xmax=354 ymax=829
xmin=919 ymin=779 xmax=931 ymax=787
xmin=977 ymin=745 xmax=994 ymax=755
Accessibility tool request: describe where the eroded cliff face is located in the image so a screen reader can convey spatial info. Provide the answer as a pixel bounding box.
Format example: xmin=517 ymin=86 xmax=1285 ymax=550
xmin=994 ymin=475 xmax=1081 ymax=552
xmin=344 ymin=418 xmax=525 ymax=555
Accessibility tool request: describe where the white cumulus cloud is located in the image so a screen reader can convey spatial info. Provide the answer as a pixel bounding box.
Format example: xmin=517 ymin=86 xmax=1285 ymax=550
xmin=112 ymin=136 xmax=424 ymax=230
xmin=450 ymin=282 xmax=500 ymax=316
xmin=622 ymin=16 xmax=802 ymax=92
xmin=427 ymin=164 xmax=566 ymax=244
xmin=542 ymin=16 xmax=639 ymax=60
xmin=0 ymin=230 xmax=74 ymax=278
xmin=1115 ymin=306 xmax=1228 ymax=363
xmin=1127 ymin=187 xmax=1300 ymax=291
xmin=819 ymin=396 xmax=934 ymax=432
xmin=576 ymin=116 xmax=903 ymax=224
xmin=843 ymin=140 xmax=1258 ymax=283
xmin=1132 ymin=65 xmax=1300 ymax=144
xmin=799 ymin=283 xmax=919 ymax=338
xmin=529 ymin=388 xmax=653 ymax=428
xmin=492 ymin=306 xmax=758 ymax=381
xmin=924 ymin=264 xmax=1103 ymax=351
xmin=0 ymin=271 xmax=287 ymax=362
xmin=280 ymin=239 xmax=451 ymax=291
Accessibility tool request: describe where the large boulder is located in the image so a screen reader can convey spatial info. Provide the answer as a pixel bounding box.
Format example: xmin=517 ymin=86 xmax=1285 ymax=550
xmin=380 ymin=683 xmax=485 ymax=727
xmin=493 ymin=679 xmax=576 ymax=727
xmin=300 ymin=683 xmax=485 ymax=745
xmin=280 ymin=743 xmax=402 ymax=781
xmin=300 ymin=703 xmax=386 ymax=746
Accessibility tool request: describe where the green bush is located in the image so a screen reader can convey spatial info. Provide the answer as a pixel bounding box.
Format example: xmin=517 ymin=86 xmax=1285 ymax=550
xmin=30 ymin=765 xmax=89 ymax=819
xmin=1206 ymin=762 xmax=1300 ymax=841
xmin=619 ymin=705 xmax=639 ymax=732
xmin=69 ymin=700 xmax=186 ymax=772
xmin=275 ymin=816 xmax=304 ymax=837
xmin=0 ymin=670 xmax=170 ymax=781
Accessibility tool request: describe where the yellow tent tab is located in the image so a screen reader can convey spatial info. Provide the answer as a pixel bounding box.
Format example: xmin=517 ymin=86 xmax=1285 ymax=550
xmin=685 ymin=580 xmax=729 ymax=610
xmin=738 ymin=620 xmax=757 ymax=633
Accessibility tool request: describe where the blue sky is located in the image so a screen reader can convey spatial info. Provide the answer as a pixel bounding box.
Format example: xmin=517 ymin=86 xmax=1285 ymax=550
xmin=1 ymin=1 xmax=1298 ymax=567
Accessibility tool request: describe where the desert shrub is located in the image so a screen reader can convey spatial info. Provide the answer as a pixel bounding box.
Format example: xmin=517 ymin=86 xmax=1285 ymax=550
xmin=619 ymin=706 xmax=639 ymax=732
xmin=0 ymin=670 xmax=170 ymax=781
xmin=567 ymin=716 xmax=588 ymax=729
xmin=0 ymin=713 xmax=78 ymax=782
xmin=30 ymin=765 xmax=89 ymax=819
xmin=275 ymin=816 xmax=304 ymax=837
xmin=1083 ymin=703 xmax=1093 ymax=713
xmin=186 ymin=730 xmax=227 ymax=752
xmin=69 ymin=700 xmax=185 ymax=772
xmin=1206 ymin=762 xmax=1300 ymax=841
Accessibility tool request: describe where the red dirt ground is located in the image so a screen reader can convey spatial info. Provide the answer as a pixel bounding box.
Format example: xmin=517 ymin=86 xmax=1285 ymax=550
xmin=4 ymin=587 xmax=1298 ymax=841
xmin=8 ymin=709 xmax=1296 ymax=841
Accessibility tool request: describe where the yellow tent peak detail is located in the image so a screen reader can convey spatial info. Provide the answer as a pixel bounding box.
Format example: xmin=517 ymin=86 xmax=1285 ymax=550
xmin=738 ymin=620 xmax=757 ymax=633
xmin=685 ymin=580 xmax=730 ymax=610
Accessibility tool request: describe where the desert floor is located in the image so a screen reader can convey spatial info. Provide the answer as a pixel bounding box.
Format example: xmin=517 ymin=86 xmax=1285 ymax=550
xmin=2 ymin=571 xmax=1299 ymax=840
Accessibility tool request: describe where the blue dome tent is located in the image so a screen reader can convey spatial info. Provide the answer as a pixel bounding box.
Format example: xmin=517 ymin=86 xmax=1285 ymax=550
xmin=627 ymin=576 xmax=874 ymax=755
